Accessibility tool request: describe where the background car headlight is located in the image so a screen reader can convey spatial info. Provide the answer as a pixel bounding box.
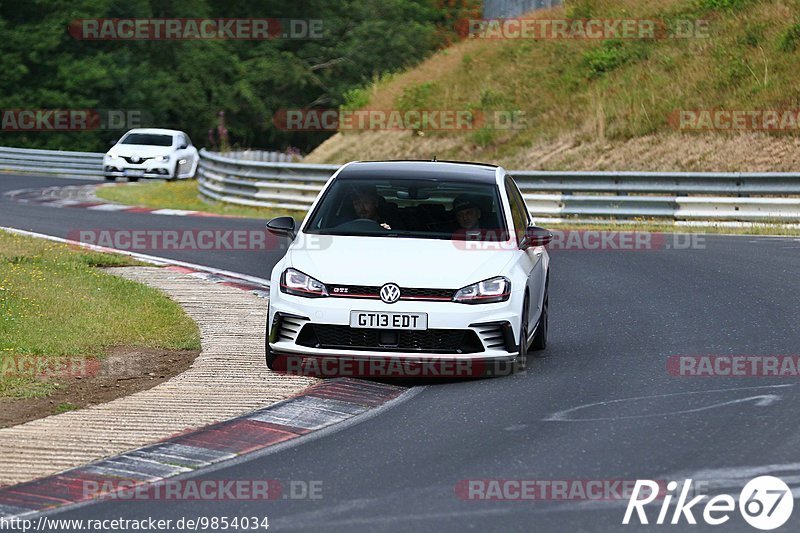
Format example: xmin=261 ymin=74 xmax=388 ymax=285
xmin=453 ymin=276 xmax=510 ymax=304
xmin=280 ymin=268 xmax=328 ymax=298
xmin=154 ymin=155 xmax=170 ymax=162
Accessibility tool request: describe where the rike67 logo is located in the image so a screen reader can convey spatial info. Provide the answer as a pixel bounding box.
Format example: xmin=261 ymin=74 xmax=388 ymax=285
xmin=624 ymin=477 xmax=793 ymax=530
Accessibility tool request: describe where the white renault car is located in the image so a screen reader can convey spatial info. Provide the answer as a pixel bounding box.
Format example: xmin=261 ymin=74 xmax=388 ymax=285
xmin=265 ymin=160 xmax=552 ymax=377
xmin=103 ymin=128 xmax=199 ymax=182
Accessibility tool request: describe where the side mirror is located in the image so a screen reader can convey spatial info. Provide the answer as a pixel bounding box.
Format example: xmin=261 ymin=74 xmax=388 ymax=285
xmin=178 ymin=144 xmax=188 ymax=150
xmin=266 ymin=216 xmax=296 ymax=239
xmin=522 ymin=226 xmax=553 ymax=248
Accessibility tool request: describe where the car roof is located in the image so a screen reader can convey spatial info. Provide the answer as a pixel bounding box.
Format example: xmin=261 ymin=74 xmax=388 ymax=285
xmin=123 ymin=128 xmax=184 ymax=136
xmin=336 ymin=160 xmax=501 ymax=184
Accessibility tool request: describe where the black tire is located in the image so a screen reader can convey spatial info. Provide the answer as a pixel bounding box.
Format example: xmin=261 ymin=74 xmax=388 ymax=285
xmin=265 ymin=341 xmax=279 ymax=370
xmin=531 ymin=285 xmax=548 ymax=351
xmin=127 ymin=176 xmax=139 ymax=183
xmin=104 ymin=175 xmax=116 ymax=181
xmin=513 ymin=294 xmax=529 ymax=373
xmin=265 ymin=308 xmax=279 ymax=370
xmin=169 ymin=163 xmax=180 ymax=181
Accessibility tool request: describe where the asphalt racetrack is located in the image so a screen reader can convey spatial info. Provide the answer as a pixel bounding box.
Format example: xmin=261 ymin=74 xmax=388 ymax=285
xmin=2 ymin=174 xmax=800 ymax=532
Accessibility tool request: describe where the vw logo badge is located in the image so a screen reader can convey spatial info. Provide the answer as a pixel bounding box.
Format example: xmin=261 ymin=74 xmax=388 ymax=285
xmin=379 ymin=283 xmax=401 ymax=304
xmin=131 ymin=156 xmax=140 ymax=163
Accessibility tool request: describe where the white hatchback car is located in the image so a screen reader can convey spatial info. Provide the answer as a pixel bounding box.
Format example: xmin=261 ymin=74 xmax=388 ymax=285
xmin=103 ymin=128 xmax=199 ymax=182
xmin=265 ymin=161 xmax=552 ymax=377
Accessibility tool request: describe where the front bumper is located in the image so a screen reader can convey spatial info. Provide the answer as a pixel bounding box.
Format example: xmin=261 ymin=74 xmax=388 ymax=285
xmin=268 ymin=290 xmax=523 ymax=363
xmin=103 ymin=157 xmax=174 ymax=178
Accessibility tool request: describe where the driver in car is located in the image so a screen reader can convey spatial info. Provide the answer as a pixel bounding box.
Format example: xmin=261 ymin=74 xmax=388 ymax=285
xmin=351 ymin=186 xmax=397 ymax=230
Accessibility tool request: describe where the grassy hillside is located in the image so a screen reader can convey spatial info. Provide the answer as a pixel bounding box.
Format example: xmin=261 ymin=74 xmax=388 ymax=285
xmin=305 ymin=0 xmax=800 ymax=171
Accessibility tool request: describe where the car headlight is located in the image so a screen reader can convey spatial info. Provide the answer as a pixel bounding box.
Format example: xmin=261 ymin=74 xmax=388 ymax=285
xmin=280 ymin=268 xmax=328 ymax=298
xmin=154 ymin=155 xmax=170 ymax=162
xmin=453 ymin=276 xmax=510 ymax=304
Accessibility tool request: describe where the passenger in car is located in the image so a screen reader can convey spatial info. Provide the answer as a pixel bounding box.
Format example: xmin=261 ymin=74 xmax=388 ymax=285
xmin=452 ymin=194 xmax=483 ymax=230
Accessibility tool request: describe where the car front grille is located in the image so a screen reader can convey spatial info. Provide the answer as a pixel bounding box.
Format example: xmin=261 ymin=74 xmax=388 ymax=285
xmin=296 ymin=324 xmax=484 ymax=354
xmin=472 ymin=321 xmax=515 ymax=352
xmin=271 ymin=313 xmax=310 ymax=344
xmin=327 ymin=284 xmax=455 ymax=301
xmin=122 ymin=156 xmax=153 ymax=164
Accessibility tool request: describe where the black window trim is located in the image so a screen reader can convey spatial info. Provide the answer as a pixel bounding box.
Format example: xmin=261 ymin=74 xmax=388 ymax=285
xmin=302 ymin=175 xmax=510 ymax=239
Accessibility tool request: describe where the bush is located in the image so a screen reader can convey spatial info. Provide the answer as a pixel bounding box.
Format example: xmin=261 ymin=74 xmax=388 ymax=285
xmin=583 ymin=41 xmax=649 ymax=79
xmin=697 ymin=0 xmax=756 ymax=11
xmin=779 ymin=22 xmax=800 ymax=52
xmin=396 ymin=82 xmax=437 ymax=111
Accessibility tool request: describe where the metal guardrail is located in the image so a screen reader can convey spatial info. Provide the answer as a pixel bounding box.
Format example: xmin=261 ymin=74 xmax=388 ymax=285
xmin=197 ymin=149 xmax=800 ymax=222
xmin=222 ymin=150 xmax=298 ymax=163
xmin=0 ymin=146 xmax=104 ymax=177
xmin=197 ymin=149 xmax=337 ymax=210
xmin=483 ymin=0 xmax=562 ymax=19
xmin=1 ymin=145 xmax=798 ymax=222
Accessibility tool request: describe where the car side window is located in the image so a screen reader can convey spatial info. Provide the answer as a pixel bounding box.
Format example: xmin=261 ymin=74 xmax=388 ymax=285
xmin=504 ymin=175 xmax=530 ymax=241
xmin=184 ymin=134 xmax=193 ymax=146
xmin=177 ymin=134 xmax=186 ymax=147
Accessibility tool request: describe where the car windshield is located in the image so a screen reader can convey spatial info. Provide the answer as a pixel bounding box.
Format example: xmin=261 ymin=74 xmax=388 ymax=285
xmin=304 ymin=177 xmax=508 ymax=240
xmin=120 ymin=133 xmax=173 ymax=147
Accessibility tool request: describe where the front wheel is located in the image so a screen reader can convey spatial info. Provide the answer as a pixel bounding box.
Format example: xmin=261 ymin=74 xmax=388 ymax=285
xmin=512 ymin=294 xmax=529 ymax=373
xmin=265 ymin=341 xmax=279 ymax=370
xmin=265 ymin=309 xmax=280 ymax=371
xmin=531 ymin=287 xmax=548 ymax=351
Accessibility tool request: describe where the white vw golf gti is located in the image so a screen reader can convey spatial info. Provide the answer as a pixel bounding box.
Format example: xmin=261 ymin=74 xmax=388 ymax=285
xmin=265 ymin=161 xmax=552 ymax=376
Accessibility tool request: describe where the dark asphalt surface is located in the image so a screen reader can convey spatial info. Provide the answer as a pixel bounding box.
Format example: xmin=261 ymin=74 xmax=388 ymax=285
xmin=3 ymin=174 xmax=800 ymax=532
xmin=0 ymin=174 xmax=285 ymax=279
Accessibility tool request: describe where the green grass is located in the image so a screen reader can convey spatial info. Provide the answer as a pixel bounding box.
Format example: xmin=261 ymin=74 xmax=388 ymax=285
xmin=54 ymin=402 xmax=79 ymax=413
xmin=95 ymin=180 xmax=302 ymax=220
xmin=0 ymin=231 xmax=200 ymax=398
xmin=313 ymin=0 xmax=800 ymax=165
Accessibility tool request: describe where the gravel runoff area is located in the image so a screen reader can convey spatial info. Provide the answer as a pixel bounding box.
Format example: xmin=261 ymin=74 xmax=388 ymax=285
xmin=0 ymin=267 xmax=318 ymax=486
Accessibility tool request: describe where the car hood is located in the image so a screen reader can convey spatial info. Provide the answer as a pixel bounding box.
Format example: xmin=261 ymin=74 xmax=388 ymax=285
xmin=286 ymin=235 xmax=516 ymax=288
xmin=107 ymin=145 xmax=174 ymax=157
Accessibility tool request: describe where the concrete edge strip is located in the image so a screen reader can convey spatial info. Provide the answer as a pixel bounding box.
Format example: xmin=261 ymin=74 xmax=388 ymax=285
xmin=0 ymin=378 xmax=406 ymax=519
xmin=0 ymin=226 xmax=413 ymax=518
xmin=3 ymin=183 xmax=241 ymax=219
xmin=0 ymin=226 xmax=271 ymax=296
